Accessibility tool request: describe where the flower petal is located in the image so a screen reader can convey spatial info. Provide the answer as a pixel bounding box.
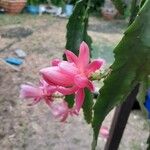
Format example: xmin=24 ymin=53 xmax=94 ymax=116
xmin=57 ymin=86 xmax=78 ymax=95
xmin=46 ymin=86 xmax=57 ymax=94
xmin=27 ymin=98 xmax=41 ymax=106
xmin=75 ymin=88 xmax=85 ymax=112
xmin=86 ymin=59 xmax=105 ymax=76
xmin=86 ymin=80 xmax=95 ymax=92
xmin=20 ymin=84 xmax=43 ymax=99
xmin=74 ymin=74 xmax=88 ymax=88
xmin=65 ymin=50 xmax=78 ymax=64
xmin=44 ymin=96 xmax=53 ymax=106
xmin=50 ymin=101 xmax=69 ymax=122
xmin=78 ymin=41 xmax=90 ymax=68
xmin=51 ymin=58 xmax=61 ymax=66
xmin=40 ymin=67 xmax=74 ymax=87
xmin=59 ymin=61 xmax=79 ymax=76
xmin=100 ymin=126 xmax=109 ymax=139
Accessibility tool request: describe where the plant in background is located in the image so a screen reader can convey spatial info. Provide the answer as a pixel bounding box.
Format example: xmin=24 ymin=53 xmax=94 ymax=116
xmin=27 ymin=0 xmax=40 ymax=5
xmin=51 ymin=0 xmax=65 ymax=6
xmin=90 ymin=0 xmax=105 ymax=13
xmin=64 ymin=0 xmax=77 ymax=5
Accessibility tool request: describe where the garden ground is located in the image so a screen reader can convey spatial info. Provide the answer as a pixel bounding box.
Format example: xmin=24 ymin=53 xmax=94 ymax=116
xmin=0 ymin=14 xmax=149 ymax=150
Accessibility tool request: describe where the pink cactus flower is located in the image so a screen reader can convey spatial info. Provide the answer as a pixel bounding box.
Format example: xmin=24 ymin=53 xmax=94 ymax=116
xmin=99 ymin=126 xmax=109 ymax=139
xmin=20 ymin=80 xmax=57 ymax=106
xmin=51 ymin=58 xmax=61 ymax=66
xmin=40 ymin=41 xmax=104 ymax=112
xmin=50 ymin=100 xmax=78 ymax=122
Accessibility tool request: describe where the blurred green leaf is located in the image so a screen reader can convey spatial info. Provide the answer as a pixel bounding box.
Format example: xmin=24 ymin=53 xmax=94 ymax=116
xmin=65 ymin=0 xmax=92 ymax=56
xmin=51 ymin=0 xmax=65 ymax=6
xmin=82 ymin=88 xmax=94 ymax=124
xmin=112 ymin=0 xmax=127 ymax=15
xmin=147 ymin=133 xmax=150 ymax=150
xmin=65 ymin=94 xmax=75 ymax=108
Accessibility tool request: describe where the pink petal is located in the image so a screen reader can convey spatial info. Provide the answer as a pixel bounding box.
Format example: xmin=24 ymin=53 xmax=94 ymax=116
xmin=40 ymin=67 xmax=74 ymax=87
xmin=20 ymin=84 xmax=43 ymax=99
xmin=100 ymin=126 xmax=109 ymax=139
xmin=27 ymin=98 xmax=41 ymax=106
xmin=39 ymin=79 xmax=48 ymax=87
xmin=57 ymin=86 xmax=78 ymax=95
xmin=86 ymin=81 xmax=95 ymax=92
xmin=47 ymin=86 xmax=57 ymax=94
xmin=51 ymin=102 xmax=68 ymax=116
xmin=69 ymin=108 xmax=79 ymax=116
xmin=50 ymin=101 xmax=69 ymax=122
xmin=78 ymin=41 xmax=90 ymax=67
xmin=65 ymin=50 xmax=78 ymax=64
xmin=75 ymin=88 xmax=85 ymax=112
xmin=86 ymin=59 xmax=105 ymax=76
xmin=51 ymin=58 xmax=61 ymax=66
xmin=60 ymin=113 xmax=69 ymax=122
xmin=59 ymin=61 xmax=79 ymax=76
xmin=44 ymin=96 xmax=53 ymax=106
xmin=40 ymin=81 xmax=57 ymax=94
xmin=74 ymin=74 xmax=89 ymax=88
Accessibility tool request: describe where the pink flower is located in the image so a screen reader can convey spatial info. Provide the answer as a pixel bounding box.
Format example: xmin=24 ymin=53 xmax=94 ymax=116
xmin=20 ymin=80 xmax=57 ymax=106
xmin=99 ymin=126 xmax=109 ymax=139
xmin=50 ymin=100 xmax=78 ymax=122
xmin=40 ymin=41 xmax=104 ymax=112
xmin=51 ymin=58 xmax=61 ymax=66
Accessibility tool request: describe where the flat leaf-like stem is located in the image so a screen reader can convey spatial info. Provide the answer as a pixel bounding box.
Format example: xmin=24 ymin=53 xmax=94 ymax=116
xmin=65 ymin=0 xmax=92 ymax=56
xmin=82 ymin=88 xmax=94 ymax=124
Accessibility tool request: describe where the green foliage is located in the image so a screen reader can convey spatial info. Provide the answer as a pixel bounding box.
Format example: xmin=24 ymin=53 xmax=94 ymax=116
xmin=92 ymin=0 xmax=150 ymax=149
xmin=51 ymin=0 xmax=65 ymax=6
xmin=147 ymin=134 xmax=150 ymax=150
xmin=51 ymin=0 xmax=78 ymax=6
xmin=65 ymin=0 xmax=92 ymax=56
xmin=90 ymin=0 xmax=105 ymax=12
xmin=65 ymin=94 xmax=75 ymax=108
xmin=27 ymin=0 xmax=47 ymax=5
xmin=39 ymin=0 xmax=47 ymax=4
xmin=140 ymin=0 xmax=147 ymax=7
xmin=137 ymin=76 xmax=149 ymax=119
xmin=128 ymin=0 xmax=140 ymax=25
xmin=27 ymin=0 xmax=40 ymax=5
xmin=64 ymin=0 xmax=78 ymax=4
xmin=112 ymin=0 xmax=127 ymax=15
xmin=82 ymin=88 xmax=94 ymax=124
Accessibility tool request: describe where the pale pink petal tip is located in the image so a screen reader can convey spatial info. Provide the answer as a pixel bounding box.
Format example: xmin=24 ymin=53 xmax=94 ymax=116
xmin=20 ymin=84 xmax=42 ymax=99
xmin=51 ymin=58 xmax=61 ymax=66
xmin=98 ymin=58 xmax=106 ymax=67
xmin=75 ymin=89 xmax=85 ymax=112
xmin=65 ymin=50 xmax=78 ymax=63
xmin=79 ymin=41 xmax=90 ymax=66
xmin=99 ymin=126 xmax=109 ymax=139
